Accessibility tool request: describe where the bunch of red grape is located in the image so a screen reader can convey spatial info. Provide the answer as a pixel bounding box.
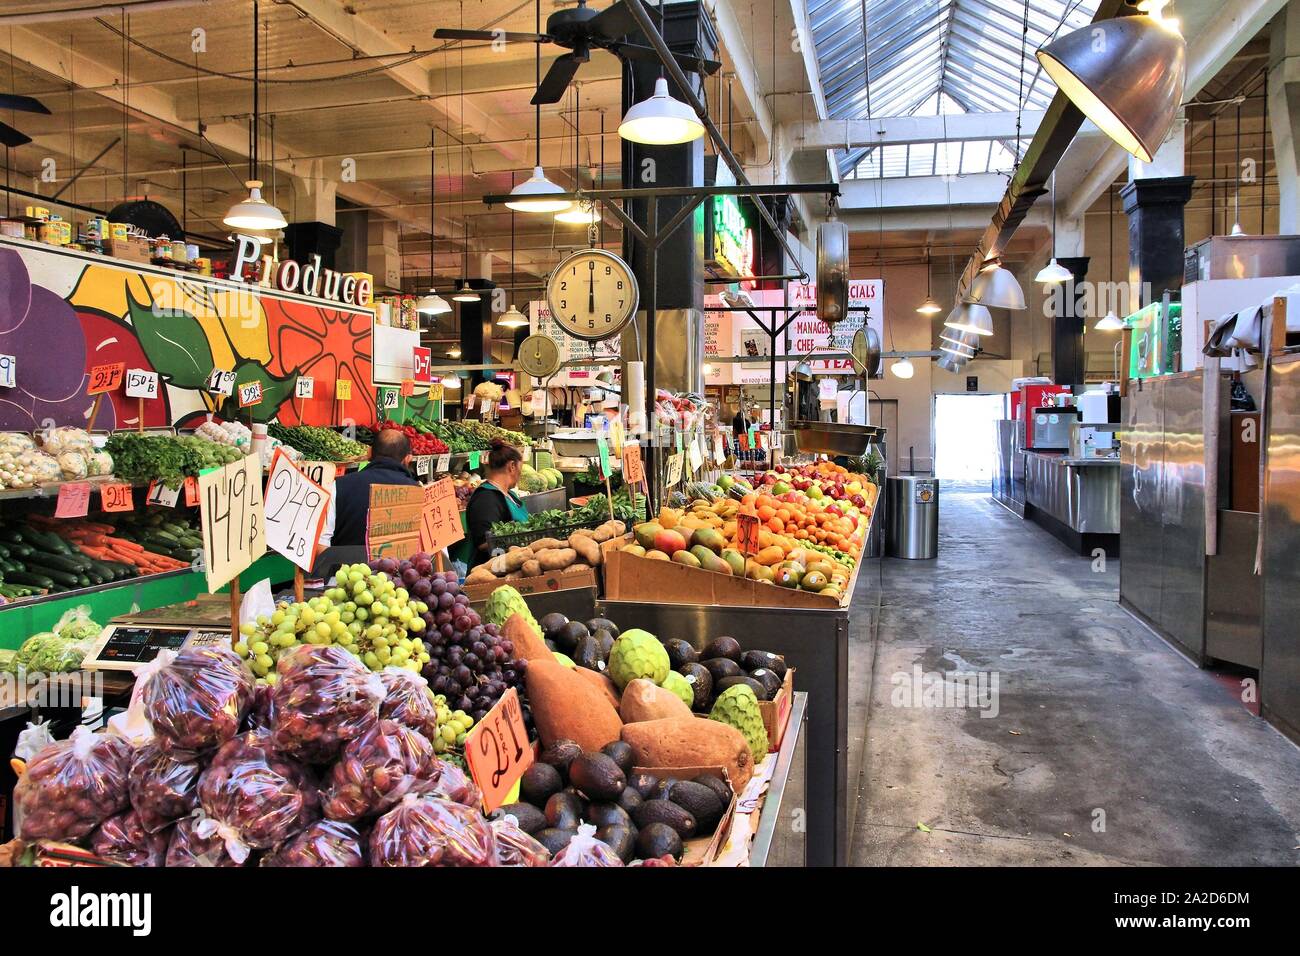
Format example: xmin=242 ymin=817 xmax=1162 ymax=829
xmin=369 ymin=556 xmax=531 ymax=729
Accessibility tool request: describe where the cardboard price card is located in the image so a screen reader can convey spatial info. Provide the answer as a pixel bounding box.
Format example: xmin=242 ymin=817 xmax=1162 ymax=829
xmin=264 ymin=449 xmax=331 ymax=571
xmin=382 ymin=387 xmax=399 ymax=410
xmin=687 ymin=437 xmax=704 ymax=475
xmin=596 ymin=435 xmax=611 ymax=479
xmin=238 ymin=381 xmax=263 ymax=407
xmin=622 ymin=442 xmax=645 ymax=486
xmin=435 ymin=453 xmax=451 ymax=473
xmin=400 ymin=378 xmax=416 ymax=398
xmin=124 ymin=368 xmax=159 ymax=400
xmin=87 ymin=362 xmax=125 ymax=395
xmin=206 ymin=368 xmax=236 ymax=396
xmin=335 ymin=379 xmax=352 ymax=401
xmin=665 ymin=452 xmax=684 ymax=486
xmin=55 ymin=482 xmax=91 ymax=519
xmin=464 ymin=688 xmax=534 ymax=814
xmin=428 ymin=382 xmax=444 ymax=402
xmin=367 ymin=484 xmax=424 ymax=561
xmin=737 ymin=512 xmax=762 ymax=556
xmin=145 ymin=480 xmax=181 ymax=508
xmin=198 ymin=455 xmax=267 ymax=592
xmin=414 ymin=456 xmax=431 ymax=477
xmin=100 ymin=482 xmax=134 ymax=513
xmin=184 ymin=476 xmax=200 ymax=508
xmin=419 ymin=477 xmax=464 ymax=554
xmin=295 ymin=460 xmax=337 ymax=492
xmin=295 ymin=375 xmax=314 ymax=399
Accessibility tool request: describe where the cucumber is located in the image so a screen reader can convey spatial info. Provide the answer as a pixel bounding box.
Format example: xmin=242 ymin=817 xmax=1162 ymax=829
xmin=5 ymin=571 xmax=55 ymax=590
xmin=8 ymin=543 xmax=34 ymax=559
xmin=28 ymin=529 xmax=73 ymax=555
xmin=22 ymin=565 xmax=82 ymax=588
xmin=28 ymin=552 xmax=91 ymax=574
xmin=0 ymin=543 xmax=11 ymax=559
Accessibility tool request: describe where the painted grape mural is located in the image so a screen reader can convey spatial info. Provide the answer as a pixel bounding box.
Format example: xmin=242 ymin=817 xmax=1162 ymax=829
xmin=0 ymin=245 xmax=375 ymax=432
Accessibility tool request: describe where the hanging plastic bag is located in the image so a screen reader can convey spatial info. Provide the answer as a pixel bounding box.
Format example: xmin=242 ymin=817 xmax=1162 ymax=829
xmin=491 ymin=814 xmax=552 ymax=867
xmin=165 ymin=809 xmax=249 ymax=867
xmin=13 ymin=718 xmax=55 ymax=761
xmin=269 ymin=644 xmax=384 ymax=763
xmin=425 ymin=759 xmax=481 ymax=808
xmin=53 ymin=604 xmax=102 ymax=643
xmin=197 ymin=732 xmax=320 ymax=851
xmin=89 ymin=809 xmax=169 ymax=867
xmin=369 ymin=794 xmax=497 ymax=867
xmin=320 ymin=718 xmax=439 ymax=822
xmin=260 ymin=820 xmax=367 ymax=867
xmin=378 ymin=667 xmax=440 ymax=739
xmin=128 ymin=742 xmax=202 ymax=833
xmin=14 ymin=726 xmax=132 ymax=841
xmin=548 ymin=823 xmax=624 ymax=867
xmin=141 ymin=646 xmax=253 ymax=757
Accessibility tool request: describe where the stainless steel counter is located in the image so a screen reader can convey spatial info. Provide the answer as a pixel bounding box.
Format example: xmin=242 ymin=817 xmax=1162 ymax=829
xmin=1023 ymin=451 xmax=1121 ymax=534
xmin=1263 ymin=353 xmax=1300 ymax=742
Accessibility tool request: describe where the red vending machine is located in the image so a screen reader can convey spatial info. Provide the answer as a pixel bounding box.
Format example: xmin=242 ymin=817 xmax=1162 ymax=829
xmin=1012 ymin=383 xmax=1073 ymax=449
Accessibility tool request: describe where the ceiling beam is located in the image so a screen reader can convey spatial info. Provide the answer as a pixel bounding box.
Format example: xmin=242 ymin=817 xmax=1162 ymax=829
xmin=840 ymin=172 xmax=1012 ymax=209
xmin=789 ymin=110 xmax=1050 ymax=150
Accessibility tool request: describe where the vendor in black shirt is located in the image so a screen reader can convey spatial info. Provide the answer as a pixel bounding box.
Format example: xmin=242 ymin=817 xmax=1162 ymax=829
xmin=329 ymin=429 xmax=421 ymax=551
xmin=464 ymin=439 xmax=530 ymax=568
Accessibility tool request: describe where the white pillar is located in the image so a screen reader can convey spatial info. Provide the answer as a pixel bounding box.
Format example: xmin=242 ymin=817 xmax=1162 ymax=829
xmin=289 ymin=159 xmax=338 ymax=226
xmin=1128 ymin=117 xmax=1186 ymax=181
xmin=1269 ymin=2 xmax=1300 ymax=234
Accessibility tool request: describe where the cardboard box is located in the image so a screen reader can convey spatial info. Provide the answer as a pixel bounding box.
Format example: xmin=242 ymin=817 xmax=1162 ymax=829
xmin=463 ymin=564 xmax=599 ymax=603
xmin=628 ymin=765 xmax=737 ymax=866
xmin=110 ymin=237 xmax=151 ymax=264
xmin=758 ymin=666 xmax=795 ymax=752
xmin=602 ymin=534 xmax=852 ymax=610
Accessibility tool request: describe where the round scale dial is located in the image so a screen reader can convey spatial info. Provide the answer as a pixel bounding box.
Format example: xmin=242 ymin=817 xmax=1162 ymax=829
xmin=517 ymin=333 xmax=562 ymax=379
xmin=546 ymin=248 xmax=639 ymax=342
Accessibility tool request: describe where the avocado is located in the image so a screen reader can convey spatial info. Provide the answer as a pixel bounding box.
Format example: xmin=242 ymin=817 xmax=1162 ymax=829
xmin=568 ymin=752 xmax=627 ymax=801
xmin=539 ymin=612 xmax=568 ymax=637
xmin=572 ymin=635 xmax=605 ymax=671
xmin=488 ymin=802 xmax=548 ymax=835
xmin=662 ymin=780 xmax=725 ymax=831
xmin=600 ymin=740 xmax=634 ymax=774
xmin=742 ymin=649 xmax=787 ymax=678
xmin=631 ymin=798 xmax=697 ymax=838
xmin=584 ymin=801 xmax=632 ymax=830
xmin=649 ymin=777 xmax=680 ymax=801
xmin=716 ymin=674 xmax=767 ymax=700
xmin=616 ymin=785 xmax=644 ymax=814
xmin=592 ymin=629 xmax=615 ymax=661
xmin=595 ymin=823 xmax=637 ymax=863
xmin=636 ymin=822 xmax=683 ymax=861
xmin=627 ymin=771 xmax=660 ymax=799
xmin=544 ymin=639 xmax=557 ymax=652
xmin=544 ymin=791 xmax=584 ymax=830
xmin=585 ymin=617 xmax=620 ymax=638
xmin=679 ymin=662 xmax=713 ymax=711
xmin=748 ymin=667 xmax=783 ymax=700
xmin=534 ymin=827 xmax=578 ymax=856
xmin=693 ymin=773 xmax=733 ymax=809
xmin=702 ymin=657 xmax=743 ymax=683
xmin=701 ymin=636 xmax=743 ymax=662
xmin=663 ymin=638 xmax=698 ymax=670
xmin=519 ymin=762 xmax=564 ymax=806
xmin=538 ymin=739 xmax=582 ymax=780
xmin=553 ymin=620 xmax=589 ymax=654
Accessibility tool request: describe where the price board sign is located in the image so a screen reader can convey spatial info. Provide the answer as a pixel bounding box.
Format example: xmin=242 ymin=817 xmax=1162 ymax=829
xmin=124 ymin=369 xmax=159 ymax=400
xmin=295 ymin=376 xmax=314 ymax=399
xmin=335 ymin=379 xmax=352 ymax=401
xmin=0 ymin=354 xmax=16 ymax=388
xmin=622 ymin=442 xmax=644 ymax=486
xmin=381 ymin=387 xmax=399 ymax=410
xmin=263 ymin=449 xmax=331 ymax=571
xmin=144 ymin=480 xmax=181 ymax=508
xmin=464 ymin=688 xmax=533 ymax=814
xmin=237 ymin=381 xmax=263 ymax=407
xmin=687 ymin=438 xmax=703 ymax=475
xmin=198 ymin=455 xmax=267 ymax=592
xmin=412 ymin=346 xmax=432 ymax=384
xmin=367 ymin=484 xmax=424 ymax=560
xmin=400 ymin=378 xmax=415 ymax=398
xmin=427 ymin=382 xmax=444 ymax=402
xmin=713 ymin=434 xmax=725 ymax=464
xmin=87 ymin=362 xmax=125 ymax=395
xmin=419 ymin=477 xmax=464 ymax=554
xmin=55 ymin=482 xmax=91 ymax=519
xmin=737 ymin=512 xmax=761 ymax=556
xmin=435 ymin=453 xmax=451 ymax=473
xmin=206 ymin=368 xmax=236 ymax=395
xmin=295 ymin=461 xmax=337 ymax=492
xmin=665 ymin=452 xmax=684 ymax=486
xmin=100 ymin=482 xmax=134 ymax=513
xmin=414 ymin=456 xmax=432 ymax=477
xmin=596 ymin=435 xmax=611 ymax=479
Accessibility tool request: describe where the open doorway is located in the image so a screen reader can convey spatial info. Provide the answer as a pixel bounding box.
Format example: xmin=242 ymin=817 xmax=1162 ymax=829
xmin=934 ymin=393 xmax=1004 ymax=486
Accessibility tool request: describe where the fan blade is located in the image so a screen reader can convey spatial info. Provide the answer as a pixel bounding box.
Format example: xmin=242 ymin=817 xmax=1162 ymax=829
xmin=434 ymin=28 xmax=548 ymax=43
xmin=0 ymin=122 xmax=32 ymax=148
xmin=615 ymin=43 xmax=720 ymax=77
xmin=0 ymin=93 xmax=50 ymax=115
xmin=589 ymin=1 xmax=636 ymax=40
xmin=531 ymin=53 xmax=585 ymax=105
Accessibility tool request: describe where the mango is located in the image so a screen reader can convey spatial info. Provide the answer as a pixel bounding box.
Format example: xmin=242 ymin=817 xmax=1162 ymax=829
xmin=621 ymin=543 xmax=647 ymax=557
xmin=654 ymin=528 xmax=688 ymax=555
xmin=746 ymin=562 xmax=775 ymax=583
xmin=720 ymin=548 xmax=746 ymax=576
xmin=800 ymin=570 xmax=828 ymax=592
xmin=691 ymin=545 xmax=732 ymax=575
xmin=645 ymin=549 xmax=670 ymax=561
xmin=773 ymin=566 xmax=802 ymax=588
xmin=671 ymin=549 xmax=701 ymax=568
xmin=634 ymin=522 xmax=662 ymax=550
xmin=691 ymin=527 xmax=726 ymax=554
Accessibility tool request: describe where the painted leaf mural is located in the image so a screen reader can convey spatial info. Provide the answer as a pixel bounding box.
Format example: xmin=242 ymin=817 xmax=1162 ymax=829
xmin=126 ymin=288 xmax=216 ymax=390
xmin=218 ymin=359 xmax=298 ymax=423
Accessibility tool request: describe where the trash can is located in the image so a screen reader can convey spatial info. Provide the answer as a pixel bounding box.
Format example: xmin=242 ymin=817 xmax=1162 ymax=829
xmin=885 ymin=476 xmax=939 ymax=559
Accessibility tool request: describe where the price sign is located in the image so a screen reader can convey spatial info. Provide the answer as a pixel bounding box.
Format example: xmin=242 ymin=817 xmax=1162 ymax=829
xmin=622 ymin=442 xmax=644 ymax=486
xmin=295 ymin=461 xmax=337 ymax=492
xmin=428 ymin=382 xmax=444 ymax=402
xmin=87 ymin=362 xmax=125 ymax=395
xmin=295 ymin=376 xmax=314 ymax=399
xmin=124 ymin=368 xmax=159 ymax=400
xmin=145 ymin=480 xmax=181 ymax=508
xmin=747 ymin=424 xmax=757 ymax=449
xmin=206 ymin=368 xmax=236 ymax=395
xmin=0 ymin=354 xmax=15 ymax=388
xmin=237 ymin=381 xmax=263 ymax=407
xmin=596 ymin=436 xmax=611 ymax=479
xmin=675 ymin=431 xmax=683 ymax=454
xmin=419 ymin=477 xmax=464 ymax=553
xmin=737 ymin=512 xmax=761 ymax=556
xmin=100 ymin=482 xmax=134 ymax=513
xmin=414 ymin=456 xmax=432 ymax=477
xmin=198 ymin=455 xmax=267 ymax=591
xmin=610 ymin=419 xmax=625 ymax=456
xmin=335 ymin=379 xmax=352 ymax=401
xmin=183 ymin=476 xmax=200 ymax=508
xmin=367 ymin=484 xmax=424 ymax=560
xmin=713 ymin=434 xmax=725 ymax=464
xmin=435 ymin=453 xmax=451 ymax=473
xmin=465 ymin=394 xmax=476 ymax=411
xmin=412 ymin=346 xmax=432 ymax=384
xmin=666 ymin=452 xmax=683 ymax=486
xmin=688 ymin=438 xmax=703 ymax=475
xmin=55 ymin=482 xmax=91 ymax=518
xmin=381 ymin=388 xmax=399 ymax=410
xmin=264 ymin=449 xmax=331 ymax=572
xmin=400 ymin=378 xmax=415 ymax=398
xmin=464 ymin=687 xmax=533 ymax=814
xmin=468 ymin=450 xmax=481 ymax=470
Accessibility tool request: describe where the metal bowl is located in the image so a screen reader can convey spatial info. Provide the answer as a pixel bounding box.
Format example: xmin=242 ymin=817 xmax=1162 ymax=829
xmin=792 ymin=421 xmax=884 ymax=456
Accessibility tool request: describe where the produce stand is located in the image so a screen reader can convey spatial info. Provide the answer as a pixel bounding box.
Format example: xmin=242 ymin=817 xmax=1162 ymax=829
xmin=748 ymin=691 xmax=806 ymax=866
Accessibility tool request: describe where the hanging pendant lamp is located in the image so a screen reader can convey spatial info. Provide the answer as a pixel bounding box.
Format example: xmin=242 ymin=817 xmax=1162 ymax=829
xmin=1035 ymin=173 xmax=1073 ymax=284
xmin=1095 ymin=311 xmax=1124 ymax=331
xmin=944 ymin=302 xmax=995 ymax=336
xmin=416 ymin=127 xmax=452 ymax=315
xmin=619 ymin=77 xmax=705 ymax=145
xmin=969 ymin=261 xmax=1026 ymax=311
xmin=917 ymin=248 xmax=942 ymax=313
xmin=441 ymin=374 xmax=462 ymax=389
xmin=1094 ymin=184 xmax=1125 ymax=332
xmin=224 ymin=2 xmax=286 ymax=231
xmin=936 ymin=351 xmax=967 ymax=372
xmin=498 ymin=173 xmax=529 ymax=328
xmin=1035 ymin=12 xmax=1185 ymax=164
xmin=447 ymin=345 xmax=463 ymax=359
xmin=508 ymin=0 xmax=571 ymax=212
xmin=889 ymin=357 xmax=915 ymax=379
xmin=556 ymin=88 xmax=601 ymax=224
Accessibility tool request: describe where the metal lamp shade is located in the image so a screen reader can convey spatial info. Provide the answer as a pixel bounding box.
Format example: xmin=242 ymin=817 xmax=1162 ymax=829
xmin=969 ymin=264 xmax=1025 ymax=311
xmin=1035 ymin=258 xmax=1074 ymax=284
xmin=943 ymin=302 xmax=994 ymax=336
xmin=817 ymin=220 xmax=850 ymax=324
xmin=497 ymin=305 xmax=529 ymax=328
xmin=1095 ymin=310 xmax=1124 ymax=331
xmin=415 ymin=290 xmax=452 ymax=315
xmin=504 ymin=166 xmax=572 ymax=213
xmin=618 ymin=78 xmax=705 ymax=145
xmin=1036 ymin=15 xmax=1186 ymax=164
xmin=936 ymin=351 xmax=967 ymax=372
xmin=223 ymin=180 xmax=287 ymax=230
xmin=889 ymin=357 xmax=915 ymax=379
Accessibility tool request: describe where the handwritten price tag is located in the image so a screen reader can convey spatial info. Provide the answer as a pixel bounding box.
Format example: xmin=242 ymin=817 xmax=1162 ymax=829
xmin=737 ymin=512 xmax=761 ymax=556
xmin=400 ymin=378 xmax=415 ymax=398
xmin=0 ymin=354 xmax=16 ymax=388
xmin=688 ymin=438 xmax=703 ymax=475
xmin=596 ymin=435 xmax=611 ymax=479
xmin=295 ymin=376 xmax=314 ymax=399
xmin=55 ymin=482 xmax=91 ymax=518
xmin=124 ymin=368 xmax=159 ymax=399
xmin=198 ymin=455 xmax=267 ymax=591
xmin=335 ymin=380 xmax=352 ymax=401
xmin=665 ymin=452 xmax=683 ymax=486
xmin=184 ymin=476 xmax=200 ymax=508
xmin=100 ymin=482 xmax=134 ymax=512
xmin=419 ymin=477 xmax=464 ymax=553
xmin=206 ymin=368 xmax=235 ymax=395
xmin=296 ymin=461 xmax=337 ymax=491
xmin=414 ymin=456 xmax=431 ymax=477
xmin=464 ymin=688 xmax=533 ymax=814
xmin=468 ymin=450 xmax=481 ymax=470
xmin=238 ymin=381 xmax=263 ymax=407
xmin=622 ymin=442 xmax=644 ymax=486
xmin=87 ymin=362 xmax=125 ymax=395
xmin=145 ymin=480 xmax=181 ymax=508
xmin=382 ymin=388 xmax=399 ymax=410
xmin=264 ymin=449 xmax=331 ymax=571
xmin=428 ymin=382 xmax=444 ymax=402
xmin=435 ymin=453 xmax=451 ymax=473
xmin=713 ymin=434 xmax=725 ymax=464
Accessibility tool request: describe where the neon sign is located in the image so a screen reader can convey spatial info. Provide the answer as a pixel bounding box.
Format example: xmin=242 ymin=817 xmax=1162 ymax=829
xmin=709 ymin=196 xmax=755 ymax=281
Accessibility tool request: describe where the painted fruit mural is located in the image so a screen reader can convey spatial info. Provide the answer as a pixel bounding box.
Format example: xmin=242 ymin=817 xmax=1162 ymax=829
xmin=0 ymin=245 xmax=375 ymax=432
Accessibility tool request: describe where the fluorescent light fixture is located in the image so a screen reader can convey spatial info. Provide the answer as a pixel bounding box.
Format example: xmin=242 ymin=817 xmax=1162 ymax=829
xmin=1036 ymin=14 xmax=1186 ymax=164
xmin=618 ymin=77 xmax=705 ymax=145
xmin=944 ymin=302 xmax=994 ymax=336
xmin=1035 ymin=258 xmax=1074 ymax=284
xmin=969 ymin=263 xmax=1026 ymax=310
xmin=415 ymin=290 xmax=452 ymax=315
xmin=890 ymin=357 xmax=915 ymax=379
xmin=916 ymin=296 xmax=943 ymax=315
xmin=497 ymin=305 xmax=529 ymax=329
xmin=504 ymin=166 xmax=572 ymax=213
xmin=223 ymin=180 xmax=287 ymax=230
xmin=1094 ymin=310 xmax=1124 ymax=331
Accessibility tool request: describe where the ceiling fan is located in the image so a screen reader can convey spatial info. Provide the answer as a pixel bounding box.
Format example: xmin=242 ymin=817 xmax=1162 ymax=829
xmin=0 ymin=93 xmax=51 ymax=148
xmin=434 ymin=0 xmax=721 ymax=105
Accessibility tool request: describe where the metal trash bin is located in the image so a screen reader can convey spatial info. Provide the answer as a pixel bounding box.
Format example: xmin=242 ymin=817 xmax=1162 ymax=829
xmin=885 ymin=476 xmax=939 ymax=559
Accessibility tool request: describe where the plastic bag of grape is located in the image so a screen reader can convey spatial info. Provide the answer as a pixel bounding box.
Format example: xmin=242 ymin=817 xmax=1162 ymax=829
xmin=14 ymin=726 xmax=132 ymax=842
xmin=197 ymin=732 xmax=320 ymax=851
xmin=491 ymin=814 xmax=552 ymax=867
xmin=165 ymin=809 xmax=249 ymax=867
xmin=141 ymin=646 xmax=253 ymax=757
xmin=320 ymin=718 xmax=439 ymax=822
xmin=90 ymin=809 xmax=170 ymax=867
xmin=378 ymin=667 xmax=440 ymax=739
xmin=260 ymin=820 xmax=367 ymax=867
xmin=269 ymin=644 xmax=385 ymax=763
xmin=369 ymin=794 xmax=497 ymax=867
xmin=548 ymin=823 xmax=624 ymax=867
xmin=128 ymin=742 xmax=201 ymax=833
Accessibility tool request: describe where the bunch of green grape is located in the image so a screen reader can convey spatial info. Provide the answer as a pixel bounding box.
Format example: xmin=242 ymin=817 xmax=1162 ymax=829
xmin=236 ymin=564 xmax=431 ymax=682
xmin=430 ymin=695 xmax=474 ymax=755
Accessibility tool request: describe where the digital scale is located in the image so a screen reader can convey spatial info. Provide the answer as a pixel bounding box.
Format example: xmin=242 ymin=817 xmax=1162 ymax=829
xmin=81 ymin=595 xmax=235 ymax=673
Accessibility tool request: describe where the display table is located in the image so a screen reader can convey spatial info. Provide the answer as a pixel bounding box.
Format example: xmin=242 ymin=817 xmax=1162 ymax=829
xmin=749 ymin=691 xmax=807 ymax=866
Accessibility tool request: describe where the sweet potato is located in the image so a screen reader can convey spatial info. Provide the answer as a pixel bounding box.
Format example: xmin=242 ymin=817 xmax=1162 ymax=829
xmin=525 ymin=659 xmax=622 ymax=751
xmin=621 ymin=717 xmax=753 ymax=791
xmin=503 ymin=613 xmax=551 ymax=662
xmin=619 ymin=678 xmax=692 ymax=722
xmin=573 ymin=666 xmax=621 ymax=713
xmin=466 ymin=564 xmax=497 ymax=584
xmin=567 ymin=532 xmax=602 ymax=566
xmin=530 ymin=537 xmax=566 ymax=551
xmin=521 ymin=559 xmax=542 ymax=578
xmin=535 ymin=547 xmax=577 ymax=572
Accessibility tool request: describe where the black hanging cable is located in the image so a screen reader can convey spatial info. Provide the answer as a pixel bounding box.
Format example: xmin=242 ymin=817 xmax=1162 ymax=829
xmin=534 ymin=0 xmax=542 ymax=168
xmin=1234 ymin=100 xmax=1242 ymax=230
xmin=251 ymin=0 xmax=258 ymax=181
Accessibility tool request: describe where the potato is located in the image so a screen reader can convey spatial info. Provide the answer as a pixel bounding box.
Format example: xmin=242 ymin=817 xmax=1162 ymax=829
xmin=568 ymin=533 xmax=602 ymax=566
xmin=521 ymin=559 xmax=542 ymax=578
xmin=503 ymin=548 xmax=535 ymax=572
xmin=530 ymin=537 xmax=566 ymax=551
xmin=535 ymin=548 xmax=577 ymax=572
xmin=467 ymin=564 xmax=497 ymax=584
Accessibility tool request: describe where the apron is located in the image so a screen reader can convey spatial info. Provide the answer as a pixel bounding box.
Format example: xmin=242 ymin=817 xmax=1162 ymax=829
xmin=459 ymin=481 xmax=531 ymax=569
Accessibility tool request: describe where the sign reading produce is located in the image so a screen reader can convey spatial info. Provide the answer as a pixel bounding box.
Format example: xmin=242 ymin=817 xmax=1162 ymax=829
xmin=231 ymin=235 xmax=373 ymax=307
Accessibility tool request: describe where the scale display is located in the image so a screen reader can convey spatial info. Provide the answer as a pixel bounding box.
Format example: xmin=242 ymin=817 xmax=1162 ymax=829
xmin=517 ymin=333 xmax=562 ymax=379
xmin=83 ymin=624 xmax=231 ymax=671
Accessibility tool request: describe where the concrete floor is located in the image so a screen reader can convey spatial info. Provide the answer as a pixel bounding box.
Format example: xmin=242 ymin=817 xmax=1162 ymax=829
xmin=849 ymin=486 xmax=1300 ymax=866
